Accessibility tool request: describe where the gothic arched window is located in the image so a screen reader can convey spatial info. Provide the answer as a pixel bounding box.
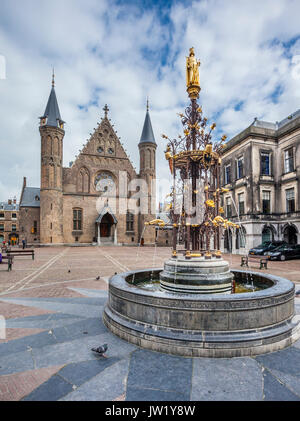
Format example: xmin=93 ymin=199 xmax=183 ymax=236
xmin=78 ymin=168 xmax=90 ymax=193
xmin=94 ymin=171 xmax=115 ymax=195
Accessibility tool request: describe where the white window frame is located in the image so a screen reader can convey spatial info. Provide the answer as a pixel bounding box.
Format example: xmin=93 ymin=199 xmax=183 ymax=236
xmin=284 ymin=148 xmax=294 ymax=174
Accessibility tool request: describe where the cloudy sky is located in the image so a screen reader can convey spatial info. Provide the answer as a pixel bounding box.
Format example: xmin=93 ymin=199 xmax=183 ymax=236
xmin=0 ymin=0 xmax=299 ymax=203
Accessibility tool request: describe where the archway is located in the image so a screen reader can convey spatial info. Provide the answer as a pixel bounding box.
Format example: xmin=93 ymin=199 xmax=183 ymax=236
xmin=100 ymin=213 xmax=114 ymax=238
xmin=283 ymin=225 xmax=298 ymax=245
xmin=262 ymin=226 xmax=273 ymax=244
xmin=9 ymin=233 xmax=19 ymax=246
xmin=224 ymin=229 xmax=232 ymax=253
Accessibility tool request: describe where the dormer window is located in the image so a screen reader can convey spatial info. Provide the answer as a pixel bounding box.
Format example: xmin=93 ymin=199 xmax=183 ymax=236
xmin=97 ymin=146 xmax=104 ymax=154
xmin=40 ymin=118 xmax=47 ymax=126
xmin=108 ymin=148 xmax=114 ymax=155
xmin=35 ymin=195 xmax=40 ymax=202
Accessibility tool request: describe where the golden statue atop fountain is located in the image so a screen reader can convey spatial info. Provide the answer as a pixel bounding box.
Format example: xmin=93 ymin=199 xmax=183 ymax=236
xmin=186 ymin=47 xmax=201 ymax=99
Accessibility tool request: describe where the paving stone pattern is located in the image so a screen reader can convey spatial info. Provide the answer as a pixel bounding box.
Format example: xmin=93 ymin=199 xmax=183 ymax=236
xmin=0 ymin=246 xmax=299 ymax=401
xmin=0 ymin=289 xmax=299 ymax=401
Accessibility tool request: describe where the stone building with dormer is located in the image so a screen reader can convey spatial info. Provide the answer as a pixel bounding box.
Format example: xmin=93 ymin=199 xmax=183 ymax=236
xmin=19 ymin=77 xmax=157 ymax=246
xmin=220 ymin=110 xmax=300 ymax=254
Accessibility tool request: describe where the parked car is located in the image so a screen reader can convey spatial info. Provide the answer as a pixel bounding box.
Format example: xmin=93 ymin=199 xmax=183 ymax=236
xmin=249 ymin=241 xmax=287 ymax=256
xmin=265 ymin=244 xmax=300 ymax=261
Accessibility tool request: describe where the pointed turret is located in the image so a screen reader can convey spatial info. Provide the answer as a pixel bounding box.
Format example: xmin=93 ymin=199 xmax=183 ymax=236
xmin=138 ymin=99 xmax=157 ymax=245
xmin=139 ymin=99 xmax=156 ymax=145
xmin=40 ymin=71 xmax=65 ymax=129
xmin=39 ymin=72 xmax=65 ymax=244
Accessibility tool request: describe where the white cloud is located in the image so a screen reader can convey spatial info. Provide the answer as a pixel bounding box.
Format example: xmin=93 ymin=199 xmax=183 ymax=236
xmin=0 ymin=0 xmax=299 ymax=202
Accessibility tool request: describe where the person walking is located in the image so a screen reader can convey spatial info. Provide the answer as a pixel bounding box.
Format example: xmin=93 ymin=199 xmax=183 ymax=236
xmin=22 ymin=239 xmax=26 ymax=249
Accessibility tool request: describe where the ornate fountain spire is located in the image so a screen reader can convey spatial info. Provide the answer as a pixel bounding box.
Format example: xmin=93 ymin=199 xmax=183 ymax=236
xmin=186 ymin=47 xmax=201 ymax=100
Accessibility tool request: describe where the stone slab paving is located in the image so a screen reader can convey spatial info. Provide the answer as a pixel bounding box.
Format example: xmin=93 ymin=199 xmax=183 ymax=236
xmin=0 ymin=366 xmax=64 ymax=401
xmin=191 ymin=358 xmax=263 ymax=401
xmin=0 ymin=290 xmax=299 ymax=401
xmin=0 ymin=246 xmax=299 ymax=401
xmin=1 ymin=328 xmax=46 ymax=343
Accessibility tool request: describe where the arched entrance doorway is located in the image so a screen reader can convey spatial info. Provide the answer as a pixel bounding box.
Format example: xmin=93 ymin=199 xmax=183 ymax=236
xmin=100 ymin=213 xmax=114 ymax=238
xmin=9 ymin=233 xmax=19 ymax=246
xmin=224 ymin=229 xmax=232 ymax=253
xmin=283 ymin=225 xmax=298 ymax=245
xmin=262 ymin=226 xmax=273 ymax=244
xmin=96 ymin=204 xmax=118 ymax=245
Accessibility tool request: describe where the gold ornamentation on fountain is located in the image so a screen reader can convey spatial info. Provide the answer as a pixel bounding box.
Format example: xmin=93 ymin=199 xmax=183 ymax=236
xmin=147 ymin=219 xmax=165 ymax=226
xmin=205 ymin=200 xmax=215 ymax=208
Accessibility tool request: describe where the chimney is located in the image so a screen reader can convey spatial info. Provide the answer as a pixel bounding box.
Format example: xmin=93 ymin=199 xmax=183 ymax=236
xmin=13 ymin=197 xmax=17 ymax=205
xmin=8 ymin=199 xmax=12 ymax=205
xmin=23 ymin=177 xmax=27 ymax=188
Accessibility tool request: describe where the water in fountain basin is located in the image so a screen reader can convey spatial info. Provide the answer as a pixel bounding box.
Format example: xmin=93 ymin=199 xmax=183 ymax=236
xmin=136 ymin=276 xmax=263 ymax=294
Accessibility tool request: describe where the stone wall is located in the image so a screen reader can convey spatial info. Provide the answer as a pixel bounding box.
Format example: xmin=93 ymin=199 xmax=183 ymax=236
xmin=19 ymin=207 xmax=40 ymax=245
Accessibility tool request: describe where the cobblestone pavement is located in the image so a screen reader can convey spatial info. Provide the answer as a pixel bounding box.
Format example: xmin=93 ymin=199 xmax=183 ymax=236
xmin=0 ymin=246 xmax=299 ymax=401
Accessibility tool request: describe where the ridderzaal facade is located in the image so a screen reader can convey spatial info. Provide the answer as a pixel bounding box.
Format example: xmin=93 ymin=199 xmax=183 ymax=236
xmin=19 ymin=77 xmax=157 ymax=246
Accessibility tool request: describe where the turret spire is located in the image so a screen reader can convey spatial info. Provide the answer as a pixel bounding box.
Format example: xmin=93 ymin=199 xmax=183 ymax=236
xmin=40 ymin=72 xmax=64 ymax=128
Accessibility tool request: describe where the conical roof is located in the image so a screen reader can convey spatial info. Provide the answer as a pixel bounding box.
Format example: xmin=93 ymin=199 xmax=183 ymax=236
xmin=41 ymin=87 xmax=63 ymax=127
xmin=40 ymin=74 xmax=64 ymax=127
xmin=139 ymin=105 xmax=156 ymax=145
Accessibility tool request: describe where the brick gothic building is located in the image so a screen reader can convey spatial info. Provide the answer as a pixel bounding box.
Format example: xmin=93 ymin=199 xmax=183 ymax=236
xmin=220 ymin=110 xmax=300 ymax=254
xmin=19 ymin=78 xmax=157 ymax=246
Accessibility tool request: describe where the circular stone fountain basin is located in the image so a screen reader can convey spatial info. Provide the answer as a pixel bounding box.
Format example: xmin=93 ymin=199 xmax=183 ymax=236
xmin=103 ymin=269 xmax=300 ymax=358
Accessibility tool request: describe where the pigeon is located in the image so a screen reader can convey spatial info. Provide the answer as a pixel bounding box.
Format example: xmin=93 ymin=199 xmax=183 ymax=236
xmin=68 ymin=270 xmax=71 ymax=273
xmin=92 ymin=344 xmax=108 ymax=357
xmin=296 ymin=290 xmax=300 ymax=296
xmin=96 ymin=276 xmax=100 ymax=280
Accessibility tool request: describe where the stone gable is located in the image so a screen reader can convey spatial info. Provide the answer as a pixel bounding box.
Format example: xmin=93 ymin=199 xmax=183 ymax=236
xmin=63 ymin=117 xmax=137 ymax=195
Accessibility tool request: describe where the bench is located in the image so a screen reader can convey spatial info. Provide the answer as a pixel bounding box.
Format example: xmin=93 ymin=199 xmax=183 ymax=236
xmin=6 ymin=249 xmax=35 ymax=260
xmin=241 ymin=255 xmax=268 ymax=270
xmin=0 ymin=255 xmax=14 ymax=271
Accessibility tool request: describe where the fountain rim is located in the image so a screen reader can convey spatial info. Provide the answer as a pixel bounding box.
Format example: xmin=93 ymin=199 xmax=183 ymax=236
xmin=108 ymin=268 xmax=295 ymax=301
